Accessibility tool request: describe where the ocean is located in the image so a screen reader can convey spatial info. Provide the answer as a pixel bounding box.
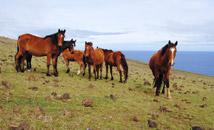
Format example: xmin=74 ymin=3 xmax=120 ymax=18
xmin=122 ymin=51 xmax=214 ymax=76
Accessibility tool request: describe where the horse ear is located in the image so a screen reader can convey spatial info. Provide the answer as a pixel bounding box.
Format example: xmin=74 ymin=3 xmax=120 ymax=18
xmin=58 ymin=29 xmax=60 ymax=33
xmin=64 ymin=29 xmax=66 ymax=33
xmin=168 ymin=40 xmax=171 ymax=47
xmin=175 ymin=41 xmax=178 ymax=46
xmin=90 ymin=42 xmax=93 ymax=46
xmin=85 ymin=41 xmax=87 ymax=45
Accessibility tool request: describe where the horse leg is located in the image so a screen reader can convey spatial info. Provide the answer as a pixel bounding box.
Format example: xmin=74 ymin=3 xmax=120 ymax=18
xmin=162 ymin=82 xmax=166 ymax=94
xmin=55 ymin=57 xmax=58 ymax=75
xmin=46 ymin=54 xmax=51 ymax=76
xmin=20 ymin=54 xmax=26 ymax=72
xmin=105 ymin=63 xmax=108 ymax=79
xmin=117 ymin=65 xmax=122 ymax=82
xmin=93 ymin=64 xmax=97 ymax=81
xmin=156 ymin=74 xmax=163 ymax=96
xmin=82 ymin=63 xmax=86 ymax=76
xmin=110 ymin=65 xmax=114 ymax=80
xmin=15 ymin=51 xmax=24 ymax=72
xmin=165 ymin=71 xmax=171 ymax=99
xmin=154 ymin=71 xmax=160 ymax=96
xmin=96 ymin=65 xmax=99 ymax=79
xmin=52 ymin=56 xmax=58 ymax=77
xmin=77 ymin=62 xmax=82 ymax=76
xmin=100 ymin=63 xmax=103 ymax=80
xmin=26 ymin=54 xmax=32 ymax=70
xmin=88 ymin=64 xmax=91 ymax=81
xmin=65 ymin=59 xmax=70 ymax=73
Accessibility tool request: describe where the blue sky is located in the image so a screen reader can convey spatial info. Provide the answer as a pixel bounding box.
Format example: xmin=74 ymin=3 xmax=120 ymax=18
xmin=0 ymin=0 xmax=214 ymax=51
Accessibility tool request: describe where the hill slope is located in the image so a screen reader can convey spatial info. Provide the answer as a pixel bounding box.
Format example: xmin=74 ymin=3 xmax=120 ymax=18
xmin=0 ymin=36 xmax=214 ymax=129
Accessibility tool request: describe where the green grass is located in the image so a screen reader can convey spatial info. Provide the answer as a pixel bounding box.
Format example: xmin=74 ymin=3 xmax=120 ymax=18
xmin=0 ymin=36 xmax=214 ymax=129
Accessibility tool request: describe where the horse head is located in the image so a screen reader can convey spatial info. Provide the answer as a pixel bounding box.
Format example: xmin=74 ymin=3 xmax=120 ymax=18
xmin=84 ymin=41 xmax=93 ymax=60
xmin=69 ymin=39 xmax=76 ymax=54
xmin=168 ymin=40 xmax=178 ymax=66
xmin=57 ymin=29 xmax=66 ymax=46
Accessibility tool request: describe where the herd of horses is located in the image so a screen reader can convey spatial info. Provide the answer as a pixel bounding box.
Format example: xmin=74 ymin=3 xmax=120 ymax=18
xmin=15 ymin=29 xmax=178 ymax=99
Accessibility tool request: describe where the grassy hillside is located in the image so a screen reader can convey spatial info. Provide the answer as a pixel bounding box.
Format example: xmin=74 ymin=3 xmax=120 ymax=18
xmin=0 ymin=36 xmax=214 ymax=130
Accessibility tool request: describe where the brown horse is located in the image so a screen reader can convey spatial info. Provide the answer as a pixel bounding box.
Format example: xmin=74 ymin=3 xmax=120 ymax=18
xmin=15 ymin=29 xmax=67 ymax=76
xmin=20 ymin=39 xmax=77 ymax=75
xmin=62 ymin=47 xmax=87 ymax=76
xmin=149 ymin=40 xmax=178 ymax=99
xmin=84 ymin=42 xmax=104 ymax=81
xmin=101 ymin=49 xmax=128 ymax=83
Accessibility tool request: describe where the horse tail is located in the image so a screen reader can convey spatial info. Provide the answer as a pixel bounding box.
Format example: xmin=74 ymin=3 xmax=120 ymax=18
xmin=83 ymin=54 xmax=87 ymax=68
xmin=121 ymin=54 xmax=128 ymax=80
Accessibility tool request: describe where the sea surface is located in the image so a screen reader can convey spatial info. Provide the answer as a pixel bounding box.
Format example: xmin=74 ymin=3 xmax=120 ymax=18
xmin=122 ymin=51 xmax=214 ymax=76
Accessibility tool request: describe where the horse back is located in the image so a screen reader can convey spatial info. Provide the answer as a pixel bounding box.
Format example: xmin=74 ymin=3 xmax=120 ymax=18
xmin=18 ymin=34 xmax=53 ymax=56
xmin=94 ymin=48 xmax=104 ymax=64
xmin=62 ymin=49 xmax=84 ymax=62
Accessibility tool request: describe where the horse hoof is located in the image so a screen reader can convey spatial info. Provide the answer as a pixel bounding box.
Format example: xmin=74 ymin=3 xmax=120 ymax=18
xmin=119 ymin=80 xmax=122 ymax=83
xmin=46 ymin=73 xmax=51 ymax=76
xmin=167 ymin=96 xmax=172 ymax=99
xmin=53 ymin=74 xmax=58 ymax=77
xmin=21 ymin=69 xmax=24 ymax=73
xmin=66 ymin=69 xmax=70 ymax=73
xmin=83 ymin=73 xmax=85 ymax=76
xmin=111 ymin=78 xmax=114 ymax=80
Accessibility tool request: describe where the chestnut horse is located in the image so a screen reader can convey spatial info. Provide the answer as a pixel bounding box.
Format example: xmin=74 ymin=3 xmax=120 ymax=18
xmin=19 ymin=39 xmax=76 ymax=75
xmin=101 ymin=49 xmax=128 ymax=83
xmin=62 ymin=46 xmax=87 ymax=76
xmin=149 ymin=40 xmax=178 ymax=99
xmin=84 ymin=42 xmax=104 ymax=81
xmin=15 ymin=29 xmax=66 ymax=76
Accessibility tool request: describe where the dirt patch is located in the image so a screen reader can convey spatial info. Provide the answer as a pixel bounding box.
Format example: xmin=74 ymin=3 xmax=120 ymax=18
xmin=110 ymin=94 xmax=116 ymax=102
xmin=27 ymin=75 xmax=36 ymax=81
xmin=2 ymin=81 xmax=14 ymax=89
xmin=82 ymin=98 xmax=94 ymax=107
xmin=148 ymin=119 xmax=158 ymax=128
xmin=133 ymin=116 xmax=140 ymax=122
xmin=28 ymin=87 xmax=38 ymax=91
xmin=61 ymin=93 xmax=70 ymax=99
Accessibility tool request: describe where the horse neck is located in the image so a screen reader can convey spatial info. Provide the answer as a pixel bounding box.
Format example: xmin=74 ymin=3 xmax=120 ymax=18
xmin=160 ymin=50 xmax=170 ymax=66
xmin=89 ymin=47 xmax=95 ymax=60
xmin=61 ymin=42 xmax=70 ymax=52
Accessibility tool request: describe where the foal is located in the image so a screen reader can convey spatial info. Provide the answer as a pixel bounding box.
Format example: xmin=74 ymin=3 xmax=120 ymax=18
xmin=84 ymin=42 xmax=104 ymax=81
xmin=62 ymin=42 xmax=87 ymax=76
xmin=149 ymin=40 xmax=178 ymax=99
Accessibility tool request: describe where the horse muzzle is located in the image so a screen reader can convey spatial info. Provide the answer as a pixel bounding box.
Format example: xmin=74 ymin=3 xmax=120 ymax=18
xmin=169 ymin=62 xmax=175 ymax=66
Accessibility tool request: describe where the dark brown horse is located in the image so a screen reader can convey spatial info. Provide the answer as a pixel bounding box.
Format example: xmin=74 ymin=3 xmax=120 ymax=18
xmin=15 ymin=29 xmax=68 ymax=76
xmin=62 ymin=47 xmax=87 ymax=76
xmin=101 ymin=49 xmax=128 ymax=83
xmin=149 ymin=40 xmax=178 ymax=99
xmin=84 ymin=42 xmax=104 ymax=81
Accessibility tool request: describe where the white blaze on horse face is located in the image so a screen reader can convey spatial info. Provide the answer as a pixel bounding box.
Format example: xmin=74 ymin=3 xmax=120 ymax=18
xmin=170 ymin=48 xmax=175 ymax=65
xmin=61 ymin=34 xmax=64 ymax=38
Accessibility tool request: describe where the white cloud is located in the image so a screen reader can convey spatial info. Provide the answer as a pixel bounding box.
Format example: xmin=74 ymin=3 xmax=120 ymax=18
xmin=0 ymin=0 xmax=214 ymax=50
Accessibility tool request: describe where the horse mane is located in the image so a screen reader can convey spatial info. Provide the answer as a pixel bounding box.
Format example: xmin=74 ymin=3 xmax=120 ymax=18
xmin=100 ymin=48 xmax=113 ymax=53
xmin=160 ymin=44 xmax=169 ymax=56
xmin=44 ymin=33 xmax=58 ymax=45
